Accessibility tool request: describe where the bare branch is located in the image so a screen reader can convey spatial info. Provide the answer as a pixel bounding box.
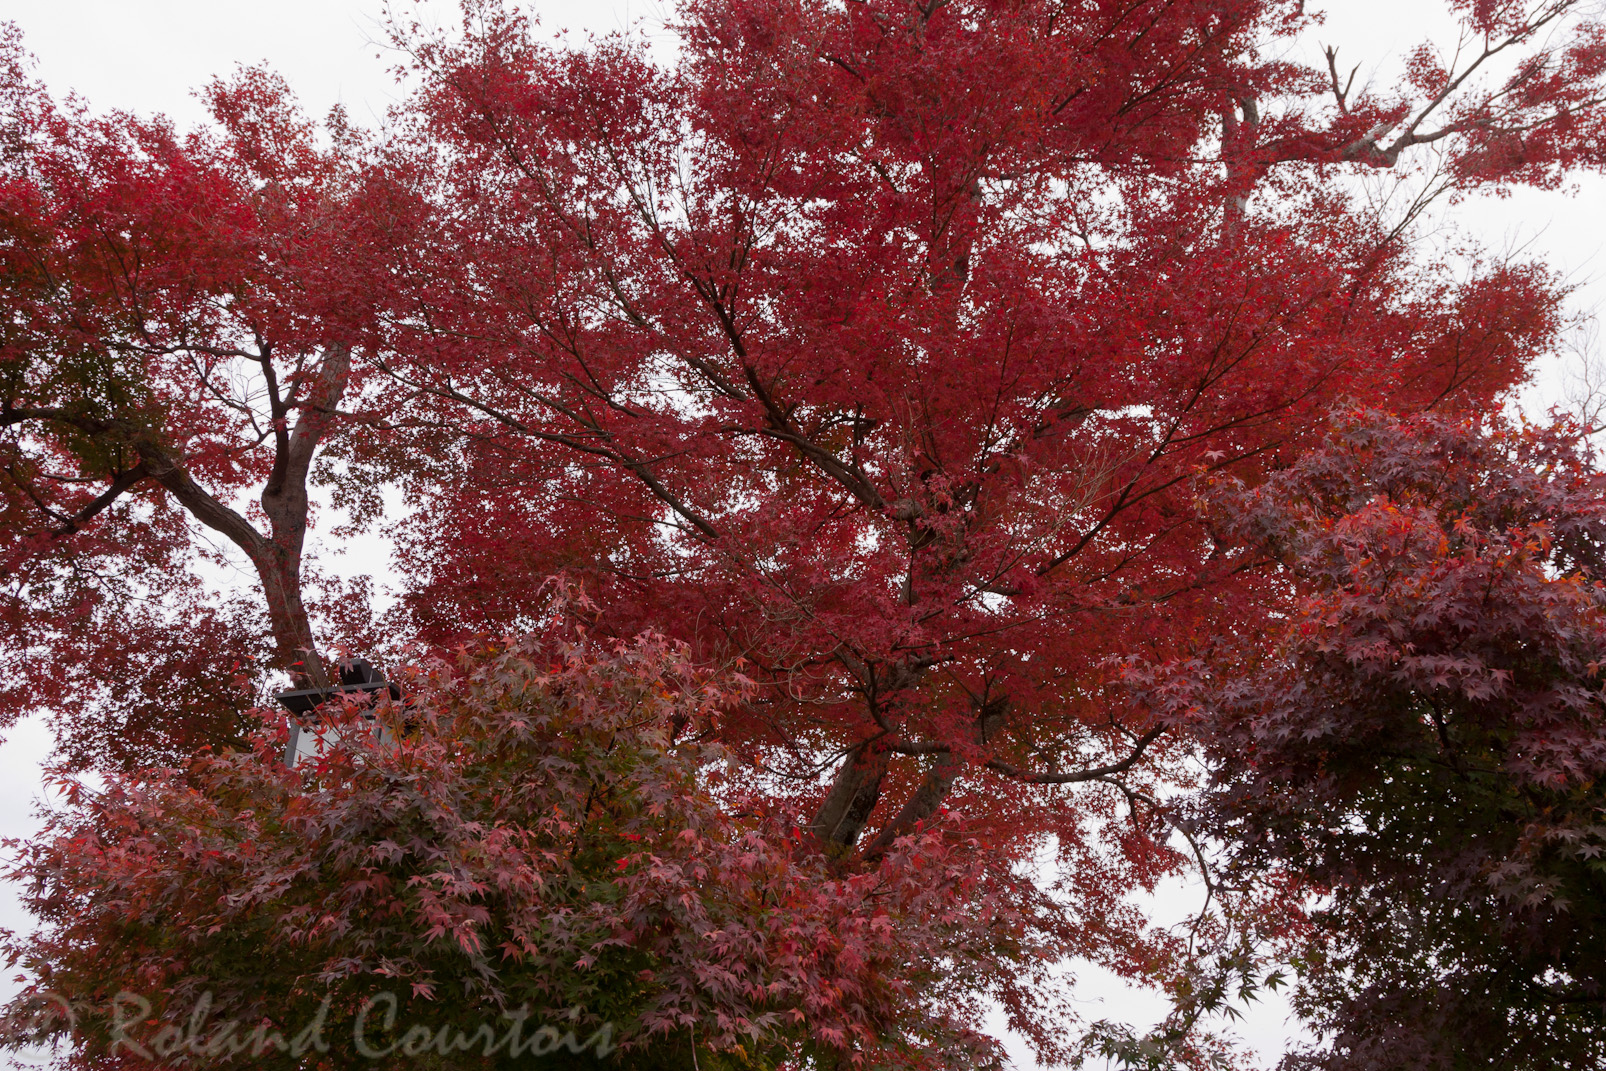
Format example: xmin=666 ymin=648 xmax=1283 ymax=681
xmin=985 ymin=724 xmax=1166 ymax=784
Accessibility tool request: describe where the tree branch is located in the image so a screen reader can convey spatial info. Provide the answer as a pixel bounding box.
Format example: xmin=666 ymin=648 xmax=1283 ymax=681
xmin=984 ymin=724 xmax=1166 ymax=784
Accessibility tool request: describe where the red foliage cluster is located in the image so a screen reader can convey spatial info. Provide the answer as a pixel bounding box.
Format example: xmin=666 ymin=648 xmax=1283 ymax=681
xmin=5 ymin=630 xmax=1104 ymax=1069
xmin=1129 ymin=412 xmax=1606 ymax=1067
xmin=0 ymin=39 xmax=401 ymax=765
xmin=366 ymin=0 xmax=1584 ymax=879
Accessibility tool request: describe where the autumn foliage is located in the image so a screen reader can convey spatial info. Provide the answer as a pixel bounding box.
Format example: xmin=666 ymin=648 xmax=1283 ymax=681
xmin=0 ymin=30 xmax=397 ymax=765
xmin=3 ymin=0 xmax=1606 ymax=1067
xmin=5 ymin=629 xmax=1091 ymax=1069
xmin=371 ymin=0 xmax=1579 ymax=879
xmin=1134 ymin=412 xmax=1606 ymax=1067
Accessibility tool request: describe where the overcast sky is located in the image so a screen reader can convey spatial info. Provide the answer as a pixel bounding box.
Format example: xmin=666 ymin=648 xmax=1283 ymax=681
xmin=1 ymin=2 xmax=1603 ymax=1067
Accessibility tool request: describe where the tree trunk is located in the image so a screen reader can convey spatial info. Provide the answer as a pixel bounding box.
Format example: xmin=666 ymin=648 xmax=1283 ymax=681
xmin=809 ymin=743 xmax=889 ymax=851
xmin=254 ymin=545 xmax=328 ymax=690
xmin=140 ymin=347 xmax=350 ymax=691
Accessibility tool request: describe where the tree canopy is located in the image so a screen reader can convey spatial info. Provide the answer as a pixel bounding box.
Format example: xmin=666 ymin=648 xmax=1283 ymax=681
xmin=3 ymin=1 xmax=1606 ymax=1067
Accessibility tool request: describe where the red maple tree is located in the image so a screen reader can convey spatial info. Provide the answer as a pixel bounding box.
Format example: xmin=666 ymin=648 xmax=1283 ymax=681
xmin=1128 ymin=410 xmax=1606 ymax=1068
xmin=374 ymin=0 xmax=1602 ymax=861
xmin=5 ymin=629 xmax=1090 ymax=1069
xmin=0 ymin=39 xmax=399 ymax=765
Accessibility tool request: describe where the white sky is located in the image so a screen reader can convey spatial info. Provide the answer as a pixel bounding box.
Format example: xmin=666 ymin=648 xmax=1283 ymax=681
xmin=0 ymin=2 xmax=1603 ymax=1067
